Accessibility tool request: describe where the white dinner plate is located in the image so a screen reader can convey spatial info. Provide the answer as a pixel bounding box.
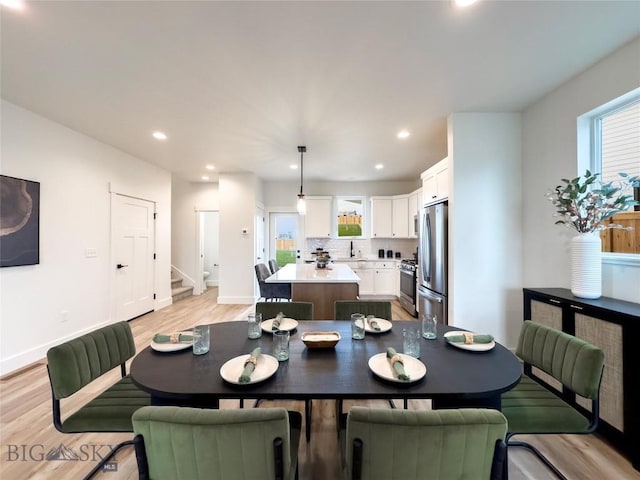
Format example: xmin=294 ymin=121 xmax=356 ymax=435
xmin=261 ymin=317 xmax=298 ymax=333
xmin=220 ymin=354 xmax=279 ymax=385
xmin=364 ymin=318 xmax=392 ymax=333
xmin=368 ymin=352 xmax=426 ymax=383
xmin=150 ymin=332 xmax=193 ymax=352
xmin=444 ymin=331 xmax=496 ymax=352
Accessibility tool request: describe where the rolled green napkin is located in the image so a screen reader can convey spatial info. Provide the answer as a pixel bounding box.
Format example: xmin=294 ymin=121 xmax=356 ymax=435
xmin=152 ymin=333 xmax=193 ymax=344
xmin=272 ymin=312 xmax=284 ymax=331
xmin=446 ymin=333 xmax=494 ymax=344
xmin=239 ymin=348 xmax=262 ymax=383
xmin=367 ymin=315 xmax=381 ymax=331
xmin=386 ymin=347 xmax=410 ymax=381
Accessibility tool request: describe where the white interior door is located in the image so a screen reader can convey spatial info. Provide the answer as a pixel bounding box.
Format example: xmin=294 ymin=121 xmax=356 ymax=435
xmin=112 ymin=194 xmax=155 ymax=321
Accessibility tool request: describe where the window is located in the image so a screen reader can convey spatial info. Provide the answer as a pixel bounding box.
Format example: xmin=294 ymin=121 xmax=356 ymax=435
xmin=583 ymin=89 xmax=640 ymax=258
xmin=335 ymin=197 xmax=364 ymax=238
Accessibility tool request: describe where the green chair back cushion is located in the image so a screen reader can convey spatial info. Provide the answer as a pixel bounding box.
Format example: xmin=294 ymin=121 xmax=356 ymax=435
xmin=133 ymin=406 xmax=293 ymax=480
xmin=256 ymin=302 xmax=314 ymax=321
xmin=334 ymin=301 xmax=392 ymax=321
xmin=47 ymin=321 xmax=136 ymax=399
xmin=516 ymin=320 xmax=604 ymax=399
xmin=346 ymin=407 xmax=507 ymax=480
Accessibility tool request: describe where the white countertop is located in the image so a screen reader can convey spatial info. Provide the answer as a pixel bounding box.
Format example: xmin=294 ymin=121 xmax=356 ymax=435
xmin=266 ymin=263 xmax=360 ymax=283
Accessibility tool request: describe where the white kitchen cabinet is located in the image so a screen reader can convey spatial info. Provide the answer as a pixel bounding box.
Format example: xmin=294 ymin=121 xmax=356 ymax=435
xmin=421 ymin=157 xmax=449 ymax=205
xmin=351 ymin=261 xmax=375 ymax=295
xmin=407 ymin=189 xmax=420 ymax=238
xmin=370 ymin=197 xmax=393 ymax=238
xmin=304 ymin=197 xmax=332 ymax=238
xmin=374 ymin=261 xmax=398 ymax=296
xmin=392 ymin=196 xmax=409 ymax=238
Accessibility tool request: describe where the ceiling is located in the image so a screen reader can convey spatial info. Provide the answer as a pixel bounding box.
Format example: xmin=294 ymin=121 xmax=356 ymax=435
xmin=2 ymin=1 xmax=639 ymax=183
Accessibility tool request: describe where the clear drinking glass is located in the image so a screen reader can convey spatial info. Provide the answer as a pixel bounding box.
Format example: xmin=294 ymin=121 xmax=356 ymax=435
xmin=192 ymin=325 xmax=210 ymax=355
xmin=248 ymin=313 xmax=262 ymax=339
xmin=422 ymin=313 xmax=437 ymax=340
xmin=351 ymin=313 xmax=365 ymax=340
xmin=403 ymin=327 xmax=421 ymax=358
xmin=273 ymin=330 xmax=290 ymax=361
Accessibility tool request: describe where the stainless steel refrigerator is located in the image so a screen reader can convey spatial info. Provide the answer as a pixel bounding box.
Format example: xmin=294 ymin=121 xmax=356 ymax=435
xmin=418 ymin=201 xmax=448 ymax=325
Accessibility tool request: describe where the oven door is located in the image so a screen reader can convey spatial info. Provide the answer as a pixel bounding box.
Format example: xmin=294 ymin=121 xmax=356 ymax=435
xmin=399 ymin=267 xmax=417 ymax=317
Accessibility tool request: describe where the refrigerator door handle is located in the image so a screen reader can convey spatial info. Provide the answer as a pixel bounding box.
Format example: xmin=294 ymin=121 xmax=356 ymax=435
xmin=425 ymin=211 xmax=432 ymax=283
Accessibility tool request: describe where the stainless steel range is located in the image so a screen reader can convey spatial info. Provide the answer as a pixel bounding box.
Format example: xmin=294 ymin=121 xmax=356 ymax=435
xmin=399 ymin=259 xmax=417 ymax=317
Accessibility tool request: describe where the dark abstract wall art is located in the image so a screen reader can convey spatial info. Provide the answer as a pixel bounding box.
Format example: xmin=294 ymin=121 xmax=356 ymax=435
xmin=0 ymin=175 xmax=40 ymax=267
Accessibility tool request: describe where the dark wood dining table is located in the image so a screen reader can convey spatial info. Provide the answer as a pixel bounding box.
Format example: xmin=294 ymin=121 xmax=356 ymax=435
xmin=130 ymin=320 xmax=521 ymax=412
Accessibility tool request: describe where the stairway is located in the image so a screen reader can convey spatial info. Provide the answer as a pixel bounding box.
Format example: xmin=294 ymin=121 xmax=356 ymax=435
xmin=171 ymin=276 xmax=193 ymax=303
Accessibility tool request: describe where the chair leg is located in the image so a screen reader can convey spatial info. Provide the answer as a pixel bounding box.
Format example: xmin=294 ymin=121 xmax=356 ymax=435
xmin=82 ymin=440 xmax=134 ymax=480
xmin=507 ymin=440 xmax=567 ymax=480
xmin=305 ymin=399 xmax=312 ymax=443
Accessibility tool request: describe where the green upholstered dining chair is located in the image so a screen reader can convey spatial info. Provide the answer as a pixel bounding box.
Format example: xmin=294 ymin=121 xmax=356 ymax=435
xmin=334 ymin=300 xmax=392 ymax=321
xmin=256 ymin=301 xmax=314 ymax=321
xmin=344 ymin=407 xmax=508 ymax=480
xmin=501 ymin=320 xmax=605 ymax=480
xmin=254 ymin=301 xmax=313 ymax=443
xmin=132 ymin=406 xmax=302 ymax=480
xmin=46 ymin=321 xmax=150 ymax=479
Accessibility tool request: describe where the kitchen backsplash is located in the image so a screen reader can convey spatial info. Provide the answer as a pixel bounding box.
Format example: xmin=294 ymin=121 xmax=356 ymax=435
xmin=305 ymin=238 xmax=418 ymax=260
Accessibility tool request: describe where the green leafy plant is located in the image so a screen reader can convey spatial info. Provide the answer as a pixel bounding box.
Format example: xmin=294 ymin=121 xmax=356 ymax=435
xmin=546 ymin=170 xmax=638 ymax=233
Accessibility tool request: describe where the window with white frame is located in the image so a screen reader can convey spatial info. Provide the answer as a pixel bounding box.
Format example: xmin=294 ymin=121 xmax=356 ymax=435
xmin=582 ymin=88 xmax=640 ymax=258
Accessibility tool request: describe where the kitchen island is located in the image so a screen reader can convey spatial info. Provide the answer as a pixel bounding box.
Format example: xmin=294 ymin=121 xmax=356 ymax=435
xmin=266 ymin=263 xmax=360 ymax=319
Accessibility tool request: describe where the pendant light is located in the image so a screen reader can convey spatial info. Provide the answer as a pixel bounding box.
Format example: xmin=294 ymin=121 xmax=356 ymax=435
xmin=297 ymin=145 xmax=307 ymax=215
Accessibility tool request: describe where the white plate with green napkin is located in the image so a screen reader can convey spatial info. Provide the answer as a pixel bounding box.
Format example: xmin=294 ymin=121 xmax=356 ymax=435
xmin=150 ymin=332 xmax=193 ymax=352
xmin=444 ymin=331 xmax=495 ymax=352
xmin=368 ymin=352 xmax=426 ymax=383
xmin=261 ymin=317 xmax=298 ymax=333
xmin=364 ymin=318 xmax=392 ymax=333
xmin=220 ymin=353 xmax=279 ymax=385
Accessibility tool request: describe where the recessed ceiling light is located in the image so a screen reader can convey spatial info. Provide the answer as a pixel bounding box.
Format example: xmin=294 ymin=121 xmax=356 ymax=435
xmin=205 ymin=165 xmax=215 ymax=170
xmin=1 ymin=0 xmax=25 ymax=10
xmin=397 ymin=130 xmax=410 ymax=139
xmin=290 ymin=164 xmax=298 ymax=170
xmin=201 ymin=175 xmax=209 ymax=181
xmin=453 ymin=0 xmax=478 ymax=7
xmin=152 ymin=131 xmax=167 ymax=140
xmin=375 ymin=164 xmax=384 ymax=170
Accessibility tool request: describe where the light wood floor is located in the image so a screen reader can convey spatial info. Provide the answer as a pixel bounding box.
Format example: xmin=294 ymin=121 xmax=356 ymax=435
xmin=1 ymin=288 xmax=638 ymax=479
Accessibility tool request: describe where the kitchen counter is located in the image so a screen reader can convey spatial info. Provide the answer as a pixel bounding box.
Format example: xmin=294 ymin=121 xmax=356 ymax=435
xmin=266 ymin=263 xmax=360 ymax=283
xmin=266 ymin=263 xmax=359 ymax=319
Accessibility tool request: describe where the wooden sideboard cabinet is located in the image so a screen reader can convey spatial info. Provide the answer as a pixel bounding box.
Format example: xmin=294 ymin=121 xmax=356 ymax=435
xmin=523 ymin=288 xmax=640 ymax=471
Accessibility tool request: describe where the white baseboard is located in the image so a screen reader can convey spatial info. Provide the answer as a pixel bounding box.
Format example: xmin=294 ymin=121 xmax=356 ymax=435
xmin=156 ymin=296 xmax=172 ymax=309
xmin=217 ymin=295 xmax=255 ymax=305
xmin=205 ymin=280 xmax=219 ymax=287
xmin=0 ymin=320 xmax=113 ymax=376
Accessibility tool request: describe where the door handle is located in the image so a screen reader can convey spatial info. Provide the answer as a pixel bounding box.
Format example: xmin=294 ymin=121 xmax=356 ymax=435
xmin=116 ymin=263 xmax=128 ymax=269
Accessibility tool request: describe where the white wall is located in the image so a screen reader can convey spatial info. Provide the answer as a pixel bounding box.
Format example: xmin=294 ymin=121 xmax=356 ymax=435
xmin=448 ymin=113 xmax=523 ymax=347
xmin=218 ymin=173 xmax=262 ymax=304
xmin=0 ymin=100 xmax=172 ymax=375
xmin=171 ymin=178 xmax=219 ymax=287
xmin=522 ymin=36 xmax=640 ymax=304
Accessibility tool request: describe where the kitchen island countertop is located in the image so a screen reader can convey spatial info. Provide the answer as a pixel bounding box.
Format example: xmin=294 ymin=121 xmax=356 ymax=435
xmin=266 ymin=263 xmax=360 ymax=283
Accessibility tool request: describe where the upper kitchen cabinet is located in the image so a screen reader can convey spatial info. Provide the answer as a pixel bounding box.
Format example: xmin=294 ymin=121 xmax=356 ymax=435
xmin=304 ymin=197 xmax=332 ymax=238
xmin=421 ymin=157 xmax=449 ymax=205
xmin=371 ymin=195 xmax=414 ymax=238
xmin=408 ymin=189 xmax=421 ymax=238
xmin=370 ymin=197 xmax=393 ymax=238
xmin=392 ymin=196 xmax=409 ymax=238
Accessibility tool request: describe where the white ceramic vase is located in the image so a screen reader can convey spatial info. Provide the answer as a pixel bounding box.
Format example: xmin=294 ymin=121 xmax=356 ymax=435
xmin=570 ymin=232 xmax=602 ymax=299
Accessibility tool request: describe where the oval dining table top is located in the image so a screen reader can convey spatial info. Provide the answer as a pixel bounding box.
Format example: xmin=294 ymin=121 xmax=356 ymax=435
xmin=130 ymin=320 xmax=521 ymax=408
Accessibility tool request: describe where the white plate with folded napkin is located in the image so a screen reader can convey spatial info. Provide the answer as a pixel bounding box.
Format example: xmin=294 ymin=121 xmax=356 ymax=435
xmin=220 ymin=354 xmax=279 ymax=385
xmin=368 ymin=353 xmax=426 ymax=383
xmin=364 ymin=318 xmax=392 ymax=333
xmin=444 ymin=331 xmax=495 ymax=352
xmin=151 ymin=332 xmax=193 ymax=352
xmin=261 ymin=318 xmax=298 ymax=333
